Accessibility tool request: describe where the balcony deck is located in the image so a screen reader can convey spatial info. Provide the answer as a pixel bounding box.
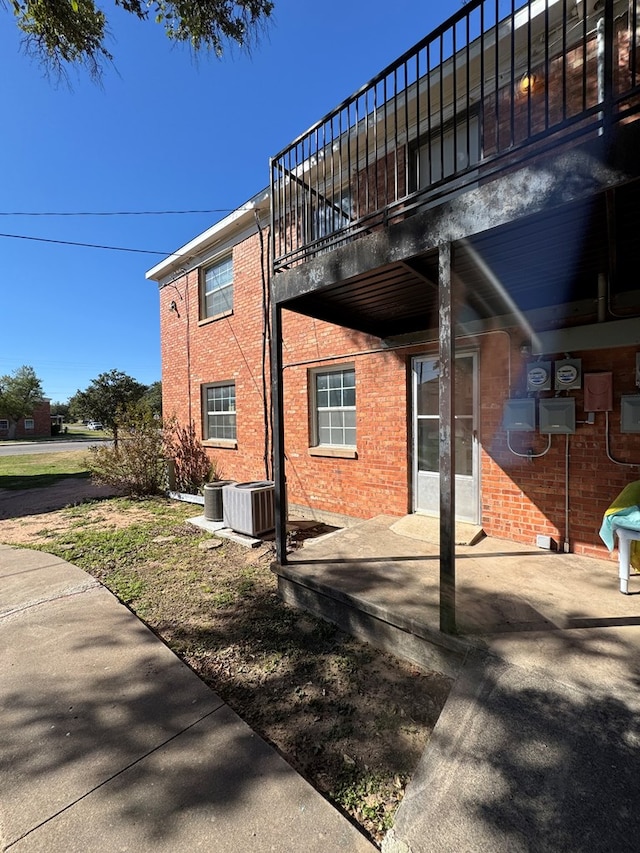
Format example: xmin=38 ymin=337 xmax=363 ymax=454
xmin=271 ymin=0 xmax=640 ymax=279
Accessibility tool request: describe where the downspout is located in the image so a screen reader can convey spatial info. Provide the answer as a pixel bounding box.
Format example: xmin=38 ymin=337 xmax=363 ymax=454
xmin=597 ymin=16 xmax=605 ymax=135
xmin=597 ymin=272 xmax=607 ymax=323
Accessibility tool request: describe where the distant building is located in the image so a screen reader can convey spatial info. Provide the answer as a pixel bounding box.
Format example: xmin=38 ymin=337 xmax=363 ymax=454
xmin=0 ymin=401 xmax=52 ymax=439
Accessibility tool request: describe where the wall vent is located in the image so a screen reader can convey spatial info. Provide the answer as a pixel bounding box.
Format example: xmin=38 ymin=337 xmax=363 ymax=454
xmin=223 ymin=481 xmax=275 ymax=537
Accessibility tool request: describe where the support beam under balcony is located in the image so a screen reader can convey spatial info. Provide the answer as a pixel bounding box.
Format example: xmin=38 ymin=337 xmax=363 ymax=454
xmin=272 ymin=303 xmax=287 ymax=565
xmin=438 ymin=241 xmax=456 ymax=634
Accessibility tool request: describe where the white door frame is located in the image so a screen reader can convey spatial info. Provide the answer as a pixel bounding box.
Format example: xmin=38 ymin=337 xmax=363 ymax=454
xmin=412 ymin=350 xmax=480 ymax=524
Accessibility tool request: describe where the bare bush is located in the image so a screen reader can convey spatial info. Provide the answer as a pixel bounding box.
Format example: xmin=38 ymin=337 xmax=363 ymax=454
xmin=163 ymin=418 xmax=218 ymax=494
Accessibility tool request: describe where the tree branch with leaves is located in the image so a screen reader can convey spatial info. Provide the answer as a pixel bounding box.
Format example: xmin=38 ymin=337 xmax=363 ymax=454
xmin=0 ymin=365 xmax=45 ymax=439
xmin=4 ymin=0 xmax=274 ymax=78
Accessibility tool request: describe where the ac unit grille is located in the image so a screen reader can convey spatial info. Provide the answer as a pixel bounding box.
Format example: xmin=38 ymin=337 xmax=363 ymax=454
xmin=223 ymin=481 xmax=275 ymax=537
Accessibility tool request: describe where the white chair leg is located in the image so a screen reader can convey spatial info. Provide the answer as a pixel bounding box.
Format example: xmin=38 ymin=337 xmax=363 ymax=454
xmin=618 ymin=534 xmax=631 ymax=595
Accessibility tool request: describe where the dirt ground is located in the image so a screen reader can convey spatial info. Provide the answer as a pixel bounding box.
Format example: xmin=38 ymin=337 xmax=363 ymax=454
xmin=0 ymin=482 xmax=452 ymax=845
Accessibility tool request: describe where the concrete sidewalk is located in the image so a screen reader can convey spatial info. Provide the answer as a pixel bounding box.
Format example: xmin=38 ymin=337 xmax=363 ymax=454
xmin=0 ymin=544 xmax=375 ymax=852
xmin=5 ymin=539 xmax=640 ymax=853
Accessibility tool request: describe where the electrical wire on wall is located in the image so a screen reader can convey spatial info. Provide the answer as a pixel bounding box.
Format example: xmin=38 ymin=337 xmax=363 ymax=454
xmin=255 ymin=210 xmax=272 ymax=481
xmin=506 ymin=431 xmax=552 ymax=459
xmin=564 ymin=434 xmax=570 ymax=552
xmin=605 ymin=411 xmax=640 ymax=468
xmin=162 ymin=267 xmax=194 ymax=425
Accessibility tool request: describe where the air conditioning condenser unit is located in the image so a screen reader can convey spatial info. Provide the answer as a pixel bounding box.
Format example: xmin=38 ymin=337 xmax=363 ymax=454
xmin=222 ymin=481 xmax=275 ymax=537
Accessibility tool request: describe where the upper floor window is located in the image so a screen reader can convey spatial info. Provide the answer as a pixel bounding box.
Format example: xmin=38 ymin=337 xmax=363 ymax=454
xmin=201 ymin=255 xmax=233 ymax=320
xmin=413 ymin=114 xmax=480 ymax=190
xmin=203 ymin=382 xmax=236 ymax=441
xmin=311 ymin=367 xmax=356 ymax=447
xmin=310 ymin=192 xmax=353 ymax=242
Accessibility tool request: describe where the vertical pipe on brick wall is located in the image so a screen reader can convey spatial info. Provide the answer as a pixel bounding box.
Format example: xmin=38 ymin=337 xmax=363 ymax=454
xmin=601 ymin=0 xmax=614 ymax=138
xmin=439 ymin=241 xmax=456 ymax=634
xmin=564 ymin=433 xmax=570 ymax=552
xmin=271 ymin=302 xmax=287 ymax=564
xmin=598 ymin=272 xmax=607 ymax=322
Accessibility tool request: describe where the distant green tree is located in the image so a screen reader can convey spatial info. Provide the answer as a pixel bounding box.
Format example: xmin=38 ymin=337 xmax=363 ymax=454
xmin=69 ymin=369 xmax=146 ymax=445
xmin=141 ymin=381 xmax=162 ymax=416
xmin=5 ymin=1 xmax=274 ymax=79
xmin=0 ymin=365 xmax=45 ymax=439
xmin=51 ymin=401 xmax=70 ymax=421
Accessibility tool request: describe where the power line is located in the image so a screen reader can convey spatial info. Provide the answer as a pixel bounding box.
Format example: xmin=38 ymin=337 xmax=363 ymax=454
xmin=0 ymin=209 xmax=237 ymax=217
xmin=0 ymin=232 xmax=179 ymax=256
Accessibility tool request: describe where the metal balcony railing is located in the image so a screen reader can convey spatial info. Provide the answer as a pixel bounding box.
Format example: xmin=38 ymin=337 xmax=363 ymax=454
xmin=270 ymin=0 xmax=640 ymax=272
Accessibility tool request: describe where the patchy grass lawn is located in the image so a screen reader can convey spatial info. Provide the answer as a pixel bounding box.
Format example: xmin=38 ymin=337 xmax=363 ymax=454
xmin=1 ymin=495 xmax=452 ymax=845
xmin=0 ymin=450 xmax=90 ymax=490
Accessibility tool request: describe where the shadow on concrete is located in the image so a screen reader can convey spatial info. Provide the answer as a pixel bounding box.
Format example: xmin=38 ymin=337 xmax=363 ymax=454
xmin=0 ymin=478 xmax=119 ymax=520
xmin=392 ymin=648 xmax=640 ymax=852
xmin=0 ymin=585 xmax=374 ymax=852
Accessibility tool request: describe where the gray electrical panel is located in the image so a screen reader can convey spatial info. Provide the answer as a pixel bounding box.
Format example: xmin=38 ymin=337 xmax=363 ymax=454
xmin=503 ymin=398 xmax=536 ymax=431
xmin=539 ymin=398 xmax=576 ymax=434
xmin=621 ymin=395 xmax=640 ymax=434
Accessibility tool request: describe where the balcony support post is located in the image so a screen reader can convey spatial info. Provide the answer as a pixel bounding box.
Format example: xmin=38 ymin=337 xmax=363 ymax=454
xmin=271 ymin=302 xmax=288 ymax=565
xmin=438 ymin=240 xmax=456 ymax=634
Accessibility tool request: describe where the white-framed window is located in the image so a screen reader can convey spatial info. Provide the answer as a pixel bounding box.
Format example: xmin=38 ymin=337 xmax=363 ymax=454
xmin=311 ymin=366 xmax=356 ymax=447
xmin=201 ymin=255 xmax=233 ymax=319
xmin=24 ymin=418 xmax=34 ymax=430
xmin=0 ymin=419 xmax=8 ymax=430
xmin=203 ymin=382 xmax=236 ymax=441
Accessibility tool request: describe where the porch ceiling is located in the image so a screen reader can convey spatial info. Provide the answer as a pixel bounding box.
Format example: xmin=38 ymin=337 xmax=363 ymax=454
xmin=278 ymin=179 xmax=640 ymax=340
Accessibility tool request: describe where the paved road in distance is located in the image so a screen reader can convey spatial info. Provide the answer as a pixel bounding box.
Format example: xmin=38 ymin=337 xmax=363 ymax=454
xmin=0 ymin=440 xmax=110 ymax=457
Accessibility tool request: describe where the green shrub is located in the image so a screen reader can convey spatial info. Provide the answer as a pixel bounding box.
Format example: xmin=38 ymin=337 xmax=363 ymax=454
xmin=88 ymin=403 xmax=165 ymax=496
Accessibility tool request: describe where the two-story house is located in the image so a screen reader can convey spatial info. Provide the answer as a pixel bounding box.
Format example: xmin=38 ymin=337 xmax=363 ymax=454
xmin=149 ymin=0 xmax=640 ymax=632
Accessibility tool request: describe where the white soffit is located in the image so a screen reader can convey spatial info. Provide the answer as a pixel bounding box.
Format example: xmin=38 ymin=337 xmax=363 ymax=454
xmin=145 ymin=186 xmax=269 ymax=283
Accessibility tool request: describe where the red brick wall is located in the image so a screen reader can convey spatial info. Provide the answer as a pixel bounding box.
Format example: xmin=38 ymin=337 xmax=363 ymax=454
xmin=281 ymin=320 xmax=411 ymax=520
xmin=0 ymin=401 xmax=52 ymax=439
xmin=160 ymin=233 xmax=273 ymax=484
xmin=161 ymin=229 xmax=640 ymax=560
xmin=482 ymin=339 xmax=640 ymax=559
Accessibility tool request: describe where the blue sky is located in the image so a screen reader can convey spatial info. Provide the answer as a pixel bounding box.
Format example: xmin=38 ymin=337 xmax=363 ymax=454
xmin=1 ymin=0 xmax=460 ymax=403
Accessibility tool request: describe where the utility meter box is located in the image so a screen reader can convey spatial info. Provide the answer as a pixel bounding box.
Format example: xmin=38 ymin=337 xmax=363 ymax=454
xmin=539 ymin=398 xmax=576 ymax=434
xmin=526 ymin=361 xmax=552 ymax=392
xmin=554 ymin=358 xmax=582 ymax=391
xmin=503 ymin=398 xmax=536 ymax=431
xmin=621 ymin=395 xmax=640 ymax=433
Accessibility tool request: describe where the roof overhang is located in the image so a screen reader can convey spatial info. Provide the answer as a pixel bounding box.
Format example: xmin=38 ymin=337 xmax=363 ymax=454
xmin=145 ymin=186 xmax=270 ymax=285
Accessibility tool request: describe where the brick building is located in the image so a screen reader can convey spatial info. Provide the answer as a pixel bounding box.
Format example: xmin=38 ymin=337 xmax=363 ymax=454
xmin=149 ymin=0 xmax=640 ymax=629
xmin=0 ymin=401 xmax=52 ymax=440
